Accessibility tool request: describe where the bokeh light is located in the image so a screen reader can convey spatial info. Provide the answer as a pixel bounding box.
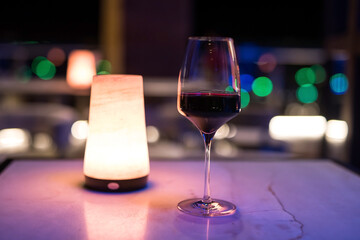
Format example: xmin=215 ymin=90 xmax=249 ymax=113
xmin=295 ymin=67 xmax=316 ymax=86
xmin=214 ymin=140 xmax=237 ymax=157
xmin=239 ymin=44 xmax=260 ymax=62
xmin=257 ymin=53 xmax=277 ymax=73
xmin=240 ymin=89 xmax=250 ymax=108
xmin=33 ymin=132 xmax=54 ymax=151
xmin=31 ymin=56 xmax=56 ymax=80
xmin=146 ymin=125 xmax=160 ymax=143
xmin=36 ymin=60 xmax=56 ymax=80
xmin=225 ymin=85 xmax=235 ymax=92
xmin=252 ymin=76 xmax=273 ymax=97
xmin=269 ymin=115 xmax=327 ymax=140
xmin=310 ymin=64 xmax=326 ymax=84
xmin=326 ymin=120 xmax=348 ymax=143
xmin=240 ymin=74 xmax=254 ymax=92
xmin=16 ymin=65 xmax=32 ymax=82
xmin=296 ymin=84 xmax=318 ymax=104
xmin=31 ymin=56 xmax=45 ymax=73
xmin=47 ymin=47 xmax=66 ymax=66
xmin=0 ymin=128 xmax=31 ymax=153
xmin=285 ymin=102 xmax=320 ymax=115
xmin=71 ymin=120 xmax=89 ymax=140
xmin=330 ymin=73 xmax=348 ymax=95
xmin=66 ymin=50 xmax=96 ymax=89
xmin=97 ymin=59 xmax=112 ymax=75
xmin=214 ymin=124 xmax=230 ymax=139
xmin=227 ymin=124 xmax=238 ymax=138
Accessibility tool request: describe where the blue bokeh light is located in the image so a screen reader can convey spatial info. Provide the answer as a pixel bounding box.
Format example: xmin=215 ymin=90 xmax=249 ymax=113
xmin=330 ymin=73 xmax=348 ymax=95
xmin=240 ymin=74 xmax=254 ymax=92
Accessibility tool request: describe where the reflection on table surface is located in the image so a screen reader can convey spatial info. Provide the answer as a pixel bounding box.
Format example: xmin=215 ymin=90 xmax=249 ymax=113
xmin=1 ymin=159 xmax=360 ymax=240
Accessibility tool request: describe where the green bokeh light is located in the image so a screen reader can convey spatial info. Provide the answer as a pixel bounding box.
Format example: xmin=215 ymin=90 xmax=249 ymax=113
xmin=31 ymin=56 xmax=46 ymax=73
xmin=97 ymin=71 xmax=110 ymax=75
xmin=295 ymin=67 xmax=316 ymax=86
xmin=252 ymin=76 xmax=273 ymax=97
xmin=16 ymin=66 xmax=32 ymax=82
xmin=36 ymin=60 xmax=55 ymax=80
xmin=97 ymin=60 xmax=112 ymax=75
xmin=225 ymin=85 xmax=235 ymax=92
xmin=310 ymin=64 xmax=326 ymax=84
xmin=296 ymin=84 xmax=318 ymax=103
xmin=13 ymin=41 xmax=39 ymax=45
xmin=32 ymin=56 xmax=56 ymax=80
xmin=240 ymin=89 xmax=250 ymax=108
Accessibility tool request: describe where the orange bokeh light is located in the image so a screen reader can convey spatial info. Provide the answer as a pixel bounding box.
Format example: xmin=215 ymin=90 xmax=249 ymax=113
xmin=257 ymin=53 xmax=277 ymax=73
xmin=47 ymin=47 xmax=66 ymax=66
xmin=66 ymin=50 xmax=96 ymax=89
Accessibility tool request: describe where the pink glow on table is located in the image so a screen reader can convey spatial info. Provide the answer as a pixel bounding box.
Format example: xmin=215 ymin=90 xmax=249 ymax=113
xmin=0 ymin=160 xmax=360 ymax=239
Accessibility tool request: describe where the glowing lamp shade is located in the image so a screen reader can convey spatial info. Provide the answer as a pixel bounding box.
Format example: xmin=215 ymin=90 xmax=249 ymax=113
xmin=66 ymin=50 xmax=96 ymax=89
xmin=83 ymin=75 xmax=150 ymax=192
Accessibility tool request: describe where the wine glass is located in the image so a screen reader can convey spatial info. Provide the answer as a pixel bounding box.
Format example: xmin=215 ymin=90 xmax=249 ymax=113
xmin=177 ymin=36 xmax=241 ymax=217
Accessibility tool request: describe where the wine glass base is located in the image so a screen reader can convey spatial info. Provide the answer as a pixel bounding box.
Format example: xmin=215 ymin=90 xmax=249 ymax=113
xmin=177 ymin=198 xmax=236 ymax=217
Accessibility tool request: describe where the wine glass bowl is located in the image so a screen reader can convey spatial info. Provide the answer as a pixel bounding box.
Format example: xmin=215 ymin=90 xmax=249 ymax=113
xmin=177 ymin=37 xmax=241 ymax=217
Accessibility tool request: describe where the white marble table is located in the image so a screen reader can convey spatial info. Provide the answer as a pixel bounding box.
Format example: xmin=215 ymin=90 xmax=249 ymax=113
xmin=0 ymin=159 xmax=360 ymax=240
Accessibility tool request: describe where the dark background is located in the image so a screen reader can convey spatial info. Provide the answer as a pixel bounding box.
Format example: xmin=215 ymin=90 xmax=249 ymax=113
xmin=0 ymin=1 xmax=100 ymax=44
xmin=0 ymin=0 xmax=326 ymax=46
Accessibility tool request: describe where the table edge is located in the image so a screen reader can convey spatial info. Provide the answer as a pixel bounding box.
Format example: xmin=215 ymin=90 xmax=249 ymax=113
xmin=1 ymin=157 xmax=359 ymax=177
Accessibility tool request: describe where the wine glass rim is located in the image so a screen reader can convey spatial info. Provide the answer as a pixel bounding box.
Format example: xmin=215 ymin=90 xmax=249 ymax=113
xmin=188 ymin=36 xmax=233 ymax=42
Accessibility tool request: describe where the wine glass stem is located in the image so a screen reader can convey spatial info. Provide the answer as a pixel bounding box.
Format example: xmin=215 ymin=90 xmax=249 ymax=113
xmin=202 ymin=132 xmax=215 ymax=204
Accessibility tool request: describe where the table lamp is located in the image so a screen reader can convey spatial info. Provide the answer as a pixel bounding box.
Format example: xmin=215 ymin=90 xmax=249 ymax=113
xmin=66 ymin=50 xmax=96 ymax=89
xmin=83 ymin=75 xmax=150 ymax=192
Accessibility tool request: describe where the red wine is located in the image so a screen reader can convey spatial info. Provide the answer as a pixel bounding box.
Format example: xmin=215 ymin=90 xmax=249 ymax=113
xmin=178 ymin=92 xmax=241 ymax=134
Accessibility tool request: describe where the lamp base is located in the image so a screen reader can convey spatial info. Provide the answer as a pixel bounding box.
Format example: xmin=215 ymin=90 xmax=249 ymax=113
xmin=84 ymin=175 xmax=148 ymax=192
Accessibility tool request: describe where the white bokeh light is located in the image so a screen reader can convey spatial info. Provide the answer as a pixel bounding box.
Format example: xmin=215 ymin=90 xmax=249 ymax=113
xmin=326 ymin=120 xmax=348 ymax=143
xmin=146 ymin=126 xmax=160 ymax=143
xmin=214 ymin=124 xmax=230 ymax=139
xmin=71 ymin=120 xmax=89 ymax=140
xmin=269 ymin=115 xmax=327 ymax=140
xmin=0 ymin=128 xmax=31 ymax=152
